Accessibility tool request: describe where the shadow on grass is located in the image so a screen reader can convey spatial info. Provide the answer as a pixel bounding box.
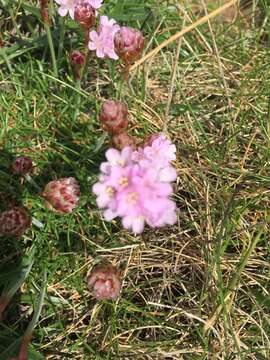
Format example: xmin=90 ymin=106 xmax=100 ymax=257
xmin=0 ymin=149 xmax=43 ymax=359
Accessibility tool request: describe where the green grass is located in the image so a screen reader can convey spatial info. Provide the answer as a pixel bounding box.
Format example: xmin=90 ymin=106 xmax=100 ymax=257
xmin=1 ymin=0 xmax=270 ymax=359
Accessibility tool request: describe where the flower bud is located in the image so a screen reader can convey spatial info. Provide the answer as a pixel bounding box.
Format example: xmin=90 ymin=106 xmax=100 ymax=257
xmin=100 ymin=100 xmax=128 ymax=134
xmin=87 ymin=260 xmax=121 ymax=300
xmin=11 ymin=156 xmax=33 ymax=175
xmin=112 ymin=132 xmax=136 ymax=150
xmin=70 ymin=50 xmax=85 ymax=66
xmin=114 ymin=26 xmax=144 ymax=65
xmin=0 ymin=207 xmax=31 ymax=237
xmin=74 ymin=2 xmax=96 ymax=30
xmin=70 ymin=50 xmax=85 ymax=79
xmin=42 ymin=177 xmax=80 ymax=214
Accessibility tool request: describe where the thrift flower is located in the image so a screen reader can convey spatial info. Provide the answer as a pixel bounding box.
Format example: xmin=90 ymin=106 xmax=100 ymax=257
xmin=55 ymin=0 xmax=78 ymax=19
xmin=92 ymin=134 xmax=177 ymax=234
xmin=88 ymin=15 xmax=119 ymax=59
xmin=87 ymin=260 xmax=121 ymax=300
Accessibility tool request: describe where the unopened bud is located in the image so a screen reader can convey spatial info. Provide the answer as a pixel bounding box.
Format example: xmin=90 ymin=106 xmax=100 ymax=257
xmin=0 ymin=207 xmax=31 ymax=237
xmin=11 ymin=156 xmax=33 ymax=175
xmin=74 ymin=2 xmax=96 ymax=30
xmin=112 ymin=132 xmax=136 ymax=150
xmin=42 ymin=177 xmax=80 ymax=214
xmin=100 ymin=100 xmax=128 ymax=134
xmin=114 ymin=26 xmax=144 ymax=65
xmin=87 ymin=260 xmax=121 ymax=300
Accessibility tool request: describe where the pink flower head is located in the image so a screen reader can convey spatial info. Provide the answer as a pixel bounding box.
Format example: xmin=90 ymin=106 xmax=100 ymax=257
xmin=54 ymin=0 xmax=78 ymax=19
xmin=92 ymin=134 xmax=177 ymax=234
xmin=87 ymin=260 xmax=121 ymax=300
xmin=88 ymin=15 xmax=119 ymax=60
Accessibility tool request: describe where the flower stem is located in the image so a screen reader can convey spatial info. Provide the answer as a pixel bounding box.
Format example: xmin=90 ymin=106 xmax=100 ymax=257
xmin=44 ymin=22 xmax=58 ymax=77
xmin=57 ymin=16 xmax=66 ymax=63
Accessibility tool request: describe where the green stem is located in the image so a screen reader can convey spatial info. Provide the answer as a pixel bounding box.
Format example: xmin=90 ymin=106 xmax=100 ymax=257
xmin=57 ymin=16 xmax=66 ymax=63
xmin=44 ymin=22 xmax=58 ymax=77
xmin=81 ymin=49 xmax=90 ymax=82
xmin=73 ymin=78 xmax=82 ymax=121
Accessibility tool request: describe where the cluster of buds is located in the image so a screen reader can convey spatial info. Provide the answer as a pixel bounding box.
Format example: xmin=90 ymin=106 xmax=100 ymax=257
xmin=42 ymin=177 xmax=80 ymax=214
xmin=100 ymin=100 xmax=136 ymax=150
xmin=87 ymin=260 xmax=121 ymax=300
xmin=0 ymin=207 xmax=31 ymax=237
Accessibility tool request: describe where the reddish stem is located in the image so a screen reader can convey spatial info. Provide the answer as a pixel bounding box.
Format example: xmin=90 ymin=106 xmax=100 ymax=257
xmin=0 ymin=295 xmax=10 ymax=320
xmin=84 ymin=30 xmax=89 ymax=48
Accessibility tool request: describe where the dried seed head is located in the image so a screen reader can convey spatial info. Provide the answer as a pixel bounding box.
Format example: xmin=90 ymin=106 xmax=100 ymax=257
xmin=112 ymin=132 xmax=136 ymax=150
xmin=0 ymin=207 xmax=31 ymax=237
xmin=100 ymin=100 xmax=128 ymax=134
xmin=11 ymin=156 xmax=33 ymax=175
xmin=87 ymin=260 xmax=121 ymax=301
xmin=114 ymin=26 xmax=144 ymax=65
xmin=42 ymin=177 xmax=80 ymax=214
xmin=74 ymin=2 xmax=96 ymax=30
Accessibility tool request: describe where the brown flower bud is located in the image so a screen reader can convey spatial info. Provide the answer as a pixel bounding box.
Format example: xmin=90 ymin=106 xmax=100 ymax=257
xmin=11 ymin=156 xmax=33 ymax=175
xmin=70 ymin=50 xmax=85 ymax=66
xmin=42 ymin=178 xmax=80 ymax=214
xmin=87 ymin=261 xmax=121 ymax=300
xmin=100 ymin=100 xmax=128 ymax=134
xmin=0 ymin=207 xmax=31 ymax=237
xmin=112 ymin=132 xmax=136 ymax=150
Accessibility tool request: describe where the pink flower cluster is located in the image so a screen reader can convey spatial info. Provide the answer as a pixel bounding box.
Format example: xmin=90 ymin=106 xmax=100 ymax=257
xmin=55 ymin=0 xmax=102 ymax=19
xmin=88 ymin=15 xmax=120 ymax=59
xmin=92 ymin=134 xmax=177 ymax=234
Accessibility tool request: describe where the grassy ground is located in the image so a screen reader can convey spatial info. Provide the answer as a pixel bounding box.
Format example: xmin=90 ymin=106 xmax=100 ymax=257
xmin=1 ymin=0 xmax=270 ymax=359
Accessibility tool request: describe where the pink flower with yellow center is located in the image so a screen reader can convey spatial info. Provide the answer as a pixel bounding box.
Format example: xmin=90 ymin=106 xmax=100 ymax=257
xmin=92 ymin=134 xmax=177 ymax=234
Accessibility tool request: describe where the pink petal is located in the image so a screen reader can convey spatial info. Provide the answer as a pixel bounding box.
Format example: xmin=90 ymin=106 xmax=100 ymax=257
xmin=159 ymin=166 xmax=177 ymax=182
xmin=58 ymin=7 xmax=68 ymax=16
xmin=132 ymin=217 xmax=145 ymax=234
xmin=103 ymin=209 xmax=117 ymax=221
xmin=106 ymin=149 xmax=121 ymax=164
